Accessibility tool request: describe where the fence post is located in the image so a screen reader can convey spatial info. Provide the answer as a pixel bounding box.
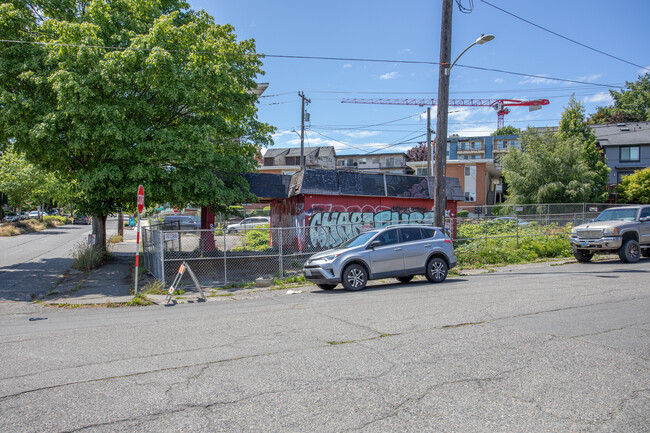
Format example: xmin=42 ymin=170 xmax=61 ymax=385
xmin=159 ymin=229 xmax=165 ymax=288
xmin=516 ymin=214 xmax=519 ymax=246
xmin=279 ymin=228 xmax=284 ymax=277
xmin=484 ymin=213 xmax=488 ymax=248
xmin=223 ymin=229 xmax=227 ymax=285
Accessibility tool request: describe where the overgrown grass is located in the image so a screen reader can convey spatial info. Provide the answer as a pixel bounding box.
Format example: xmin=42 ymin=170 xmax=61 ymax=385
xmin=107 ymin=233 xmax=123 ymax=244
xmin=71 ymin=242 xmax=110 ymax=272
xmin=0 ymin=216 xmax=71 ymax=237
xmin=454 ymin=221 xmax=572 ymax=267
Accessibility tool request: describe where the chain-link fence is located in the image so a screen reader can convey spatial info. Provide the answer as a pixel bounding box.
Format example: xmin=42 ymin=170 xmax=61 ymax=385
xmin=141 ymin=203 xmax=633 ymax=289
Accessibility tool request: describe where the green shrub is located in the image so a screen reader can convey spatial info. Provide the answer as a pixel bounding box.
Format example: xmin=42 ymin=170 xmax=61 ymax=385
xmin=233 ymin=225 xmax=271 ymax=251
xmin=457 ymin=210 xmax=469 ymax=217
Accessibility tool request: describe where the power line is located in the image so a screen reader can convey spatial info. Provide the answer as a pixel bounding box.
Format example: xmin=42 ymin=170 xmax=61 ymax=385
xmin=478 ymin=0 xmax=649 ymax=71
xmin=0 ymin=38 xmax=624 ymax=88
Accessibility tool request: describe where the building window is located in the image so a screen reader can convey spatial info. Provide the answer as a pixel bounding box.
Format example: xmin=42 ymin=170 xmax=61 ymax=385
xmin=620 ymin=146 xmax=640 ymax=162
xmin=385 ymin=157 xmax=395 ymax=167
xmin=617 ymin=170 xmax=635 ymax=183
xmin=464 ymin=192 xmax=476 ymax=202
xmin=359 ymin=158 xmax=367 ymax=164
xmin=416 ymin=168 xmax=427 ymax=176
xmin=286 ymin=156 xmax=300 ymax=166
xmin=263 ymin=158 xmax=274 ymax=166
xmin=471 ymin=141 xmax=481 ymax=150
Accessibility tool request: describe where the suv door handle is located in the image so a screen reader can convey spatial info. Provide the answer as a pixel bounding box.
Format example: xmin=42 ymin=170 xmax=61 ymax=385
xmin=423 ymin=244 xmax=432 ymax=247
xmin=393 ymin=247 xmax=402 ymax=251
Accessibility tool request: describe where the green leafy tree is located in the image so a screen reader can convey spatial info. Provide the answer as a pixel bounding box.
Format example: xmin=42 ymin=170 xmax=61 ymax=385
xmin=589 ymin=73 xmax=650 ymax=124
xmin=0 ymin=146 xmax=38 ymax=212
xmin=1 ymin=1 xmax=274 ymax=252
xmin=558 ymin=95 xmax=609 ymax=202
xmin=501 ymin=129 xmax=596 ymax=204
xmin=617 ymin=168 xmax=650 ymax=204
xmin=491 ymin=126 xmax=521 ymax=136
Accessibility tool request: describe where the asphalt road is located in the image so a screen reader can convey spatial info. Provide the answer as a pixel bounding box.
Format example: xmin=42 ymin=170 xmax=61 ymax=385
xmin=0 ymin=258 xmax=648 ymax=432
xmin=0 ymin=219 xmax=120 ymax=301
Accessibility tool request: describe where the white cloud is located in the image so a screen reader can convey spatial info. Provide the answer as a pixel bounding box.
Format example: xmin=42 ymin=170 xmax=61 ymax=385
xmin=494 ymin=78 xmax=504 ymax=84
xmin=400 ymin=48 xmax=412 ymax=54
xmin=585 ymin=92 xmax=613 ymax=104
xmin=449 ymin=125 xmax=494 ymax=137
xmin=519 ymin=75 xmax=558 ymax=85
xmin=637 ymin=65 xmax=650 ymax=75
xmin=340 ymin=130 xmax=382 ymax=139
xmin=379 ymin=72 xmax=398 ymax=80
xmin=343 ymin=63 xmax=352 ymax=68
xmin=577 ymin=73 xmax=602 ymax=82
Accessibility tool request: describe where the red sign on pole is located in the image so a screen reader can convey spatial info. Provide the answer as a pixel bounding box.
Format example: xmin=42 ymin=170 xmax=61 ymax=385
xmin=137 ymin=185 xmax=144 ymax=215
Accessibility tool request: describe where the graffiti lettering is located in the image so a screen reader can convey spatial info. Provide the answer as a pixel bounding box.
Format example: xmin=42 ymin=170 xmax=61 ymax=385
xmin=308 ymin=210 xmax=434 ymax=248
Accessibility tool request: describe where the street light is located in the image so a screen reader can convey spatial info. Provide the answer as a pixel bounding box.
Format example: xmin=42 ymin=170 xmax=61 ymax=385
xmin=432 ymin=30 xmax=494 ymax=230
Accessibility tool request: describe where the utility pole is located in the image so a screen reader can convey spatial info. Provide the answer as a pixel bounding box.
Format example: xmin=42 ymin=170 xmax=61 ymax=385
xmin=433 ymin=0 xmax=453 ymax=229
xmin=426 ymin=107 xmax=432 ymax=176
xmin=298 ymin=92 xmax=311 ymax=170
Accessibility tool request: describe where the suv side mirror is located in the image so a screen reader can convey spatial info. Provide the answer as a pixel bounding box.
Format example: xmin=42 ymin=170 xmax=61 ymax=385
xmin=368 ymin=240 xmax=382 ymax=249
xmin=640 ymin=216 xmax=650 ymax=222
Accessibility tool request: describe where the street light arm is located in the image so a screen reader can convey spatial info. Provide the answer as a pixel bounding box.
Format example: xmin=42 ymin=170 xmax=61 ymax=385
xmin=447 ymin=34 xmax=494 ymax=73
xmin=448 ymin=42 xmax=478 ymax=72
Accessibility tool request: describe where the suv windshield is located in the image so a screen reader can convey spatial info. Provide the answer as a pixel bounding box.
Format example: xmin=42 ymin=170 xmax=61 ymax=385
xmin=594 ymin=208 xmax=638 ymax=222
xmin=339 ymin=230 xmax=378 ymax=248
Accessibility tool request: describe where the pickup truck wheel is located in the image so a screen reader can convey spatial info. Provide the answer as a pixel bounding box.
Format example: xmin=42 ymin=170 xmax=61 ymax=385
xmin=573 ymin=249 xmax=593 ymax=263
xmin=618 ymin=239 xmax=640 ymax=263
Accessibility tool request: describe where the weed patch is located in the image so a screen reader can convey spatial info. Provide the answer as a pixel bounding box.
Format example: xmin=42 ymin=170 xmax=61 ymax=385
xmin=72 ymin=242 xmax=110 ymax=272
xmin=126 ymin=293 xmax=153 ymax=306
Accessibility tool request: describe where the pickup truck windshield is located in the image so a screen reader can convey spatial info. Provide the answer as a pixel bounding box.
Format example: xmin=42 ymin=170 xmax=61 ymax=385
xmin=594 ymin=208 xmax=638 ymax=222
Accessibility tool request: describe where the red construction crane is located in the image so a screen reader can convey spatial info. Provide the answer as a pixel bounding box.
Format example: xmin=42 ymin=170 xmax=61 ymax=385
xmin=341 ymin=98 xmax=550 ymax=129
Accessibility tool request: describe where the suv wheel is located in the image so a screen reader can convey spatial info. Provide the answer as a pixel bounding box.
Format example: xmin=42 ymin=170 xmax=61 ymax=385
xmin=425 ymin=257 xmax=448 ymax=283
xmin=397 ymin=276 xmax=414 ymax=283
xmin=573 ymin=249 xmax=593 ymax=263
xmin=317 ymin=284 xmax=336 ymax=290
xmin=618 ymin=239 xmax=640 ymax=263
xmin=342 ymin=264 xmax=367 ymax=291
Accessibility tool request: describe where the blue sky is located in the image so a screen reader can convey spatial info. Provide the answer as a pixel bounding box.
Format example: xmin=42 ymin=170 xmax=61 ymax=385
xmin=191 ymin=0 xmax=650 ymax=156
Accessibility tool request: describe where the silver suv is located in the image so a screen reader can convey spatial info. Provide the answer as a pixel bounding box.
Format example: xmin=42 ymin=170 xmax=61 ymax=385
xmin=303 ymin=224 xmax=457 ymax=291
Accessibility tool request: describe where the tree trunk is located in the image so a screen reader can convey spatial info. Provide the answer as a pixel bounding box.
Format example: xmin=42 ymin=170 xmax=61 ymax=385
xmin=92 ymin=215 xmax=108 ymax=253
xmin=118 ymin=211 xmax=124 ymax=238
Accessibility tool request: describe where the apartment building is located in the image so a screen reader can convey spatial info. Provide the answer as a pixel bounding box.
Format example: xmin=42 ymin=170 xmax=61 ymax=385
xmin=335 ymin=152 xmax=412 ymax=174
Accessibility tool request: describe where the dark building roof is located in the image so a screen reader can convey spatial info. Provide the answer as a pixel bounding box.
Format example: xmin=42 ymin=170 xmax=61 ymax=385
xmin=248 ymin=168 xmax=463 ymax=201
xmin=242 ymin=173 xmax=293 ymax=199
xmin=592 ymin=122 xmax=650 ymax=146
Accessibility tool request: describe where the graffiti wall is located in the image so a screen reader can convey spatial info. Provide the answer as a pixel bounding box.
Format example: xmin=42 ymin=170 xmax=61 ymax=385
xmin=307 ymin=203 xmax=434 ymax=248
xmin=271 ymin=194 xmax=457 ymax=250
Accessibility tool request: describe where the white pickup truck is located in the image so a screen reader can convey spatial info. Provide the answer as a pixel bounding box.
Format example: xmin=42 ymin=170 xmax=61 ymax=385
xmin=570 ymin=205 xmax=650 ymax=263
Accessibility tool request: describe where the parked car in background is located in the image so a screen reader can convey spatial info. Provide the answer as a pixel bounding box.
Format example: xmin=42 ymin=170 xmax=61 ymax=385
xmin=28 ymin=211 xmax=40 ymax=219
xmin=73 ymin=215 xmax=91 ymax=225
xmin=4 ymin=212 xmax=21 ymax=223
xmin=226 ymin=217 xmax=270 ymax=234
xmin=163 ymin=215 xmax=201 ymax=230
xmin=303 ymin=224 xmax=457 ymax=291
xmin=20 ymin=212 xmax=30 ymax=220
